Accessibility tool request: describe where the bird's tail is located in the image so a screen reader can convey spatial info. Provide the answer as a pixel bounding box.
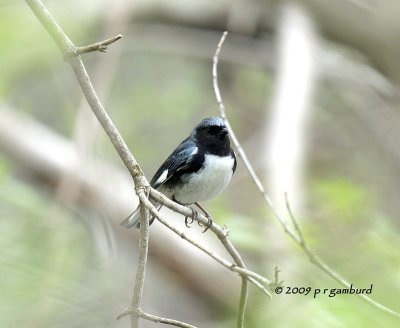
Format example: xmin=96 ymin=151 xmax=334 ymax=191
xmin=120 ymin=206 xmax=141 ymax=229
xmin=120 ymin=201 xmax=161 ymax=229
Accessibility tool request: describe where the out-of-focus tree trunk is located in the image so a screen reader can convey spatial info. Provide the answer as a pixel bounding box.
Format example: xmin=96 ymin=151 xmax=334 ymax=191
xmin=298 ymin=0 xmax=400 ymax=83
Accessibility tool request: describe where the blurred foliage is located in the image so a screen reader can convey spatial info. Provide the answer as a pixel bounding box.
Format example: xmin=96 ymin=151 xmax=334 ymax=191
xmin=313 ymin=178 xmax=370 ymax=223
xmin=0 ymin=156 xmax=123 ymax=327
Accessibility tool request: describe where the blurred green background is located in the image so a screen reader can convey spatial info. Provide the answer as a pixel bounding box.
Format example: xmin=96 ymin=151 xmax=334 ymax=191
xmin=1 ymin=0 xmax=400 ymax=327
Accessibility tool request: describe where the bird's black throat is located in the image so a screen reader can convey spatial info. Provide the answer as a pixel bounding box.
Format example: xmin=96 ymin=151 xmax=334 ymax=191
xmin=195 ymin=129 xmax=231 ymax=157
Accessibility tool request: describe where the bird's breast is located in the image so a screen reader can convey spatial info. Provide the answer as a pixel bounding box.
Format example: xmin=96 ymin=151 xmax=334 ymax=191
xmin=170 ymin=154 xmax=235 ymax=205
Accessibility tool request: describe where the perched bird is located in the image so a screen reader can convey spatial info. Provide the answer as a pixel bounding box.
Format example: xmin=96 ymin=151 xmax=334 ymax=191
xmin=120 ymin=116 xmax=237 ymax=229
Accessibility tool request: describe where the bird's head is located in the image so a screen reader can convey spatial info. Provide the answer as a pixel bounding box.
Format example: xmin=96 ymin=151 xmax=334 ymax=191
xmin=192 ymin=116 xmax=228 ymax=140
xmin=191 ymin=117 xmax=231 ymax=155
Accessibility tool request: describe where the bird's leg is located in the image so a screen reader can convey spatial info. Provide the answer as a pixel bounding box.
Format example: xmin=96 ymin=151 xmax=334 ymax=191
xmin=194 ymin=202 xmax=213 ymax=233
xmin=184 ymin=207 xmax=197 ymax=228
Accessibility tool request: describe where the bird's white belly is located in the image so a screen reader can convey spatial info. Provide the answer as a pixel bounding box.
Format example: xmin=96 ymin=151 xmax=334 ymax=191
xmin=172 ymin=154 xmax=234 ymax=204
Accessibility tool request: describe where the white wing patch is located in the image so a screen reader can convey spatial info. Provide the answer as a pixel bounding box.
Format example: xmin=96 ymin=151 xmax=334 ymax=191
xmin=155 ymin=169 xmax=168 ymax=186
xmin=190 ymin=147 xmax=198 ymax=156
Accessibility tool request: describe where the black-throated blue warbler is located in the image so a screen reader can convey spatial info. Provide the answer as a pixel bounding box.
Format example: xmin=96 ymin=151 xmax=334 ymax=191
xmin=120 ymin=116 xmax=236 ymax=229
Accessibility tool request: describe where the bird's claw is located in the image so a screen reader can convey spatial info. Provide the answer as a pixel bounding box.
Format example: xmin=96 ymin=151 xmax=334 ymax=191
xmin=185 ymin=207 xmax=213 ymax=232
xmin=184 ymin=208 xmax=197 ymax=228
xmin=184 ymin=216 xmax=193 ymax=228
xmin=198 ymin=214 xmax=213 ymax=233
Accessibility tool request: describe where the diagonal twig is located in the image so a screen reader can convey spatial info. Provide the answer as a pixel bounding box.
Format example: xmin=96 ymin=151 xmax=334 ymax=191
xmin=284 ymin=193 xmax=400 ymax=318
xmin=117 ymin=308 xmax=197 ymax=328
xmin=212 ymin=32 xmax=299 ymax=243
xmin=212 ymin=30 xmax=400 ymax=319
xmin=147 ymin=189 xmax=272 ymax=296
xmin=212 ymin=31 xmax=248 ymax=327
xmin=24 ymin=1 xmax=186 ymax=327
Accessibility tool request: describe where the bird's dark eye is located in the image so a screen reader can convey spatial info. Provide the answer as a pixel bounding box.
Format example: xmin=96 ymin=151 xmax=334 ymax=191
xmin=206 ymin=126 xmax=221 ymax=135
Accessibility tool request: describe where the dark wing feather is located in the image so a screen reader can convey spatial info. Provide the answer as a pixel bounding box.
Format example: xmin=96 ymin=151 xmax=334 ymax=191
xmin=231 ymin=149 xmax=237 ymax=173
xmin=150 ymin=138 xmax=199 ymax=189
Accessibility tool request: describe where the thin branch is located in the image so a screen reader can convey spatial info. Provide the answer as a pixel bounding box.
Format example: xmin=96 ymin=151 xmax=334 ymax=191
xmin=25 ymin=0 xmax=144 ymax=183
xmin=146 ymin=189 xmax=272 ymax=295
xmin=25 ymin=0 xmax=75 ymax=55
xmin=147 ymin=200 xmax=249 ymax=326
xmin=148 ymin=189 xmax=269 ymax=287
xmin=130 ymin=190 xmax=151 ymax=328
xmin=56 ymin=4 xmax=129 ymax=206
xmin=213 ymin=31 xmax=400 ymax=319
xmin=118 ymin=190 xmax=273 ymax=324
xmin=285 ymin=194 xmax=400 ymax=318
xmin=247 ymin=277 xmax=272 ymax=299
xmin=118 ymin=309 xmax=197 ymax=328
xmin=217 ymin=233 xmax=247 ymax=327
xmin=273 ymin=266 xmax=283 ymax=288
xmin=212 ymin=31 xmax=300 ymax=243
xmin=65 ymin=34 xmax=123 ymax=59
xmin=24 ymin=1 xmax=189 ymax=327
xmin=116 ymin=308 xmax=131 ymax=320
xmin=285 ymin=192 xmax=305 ymax=246
xmin=211 ymin=31 xmax=249 ymax=328
xmin=76 ymin=34 xmax=122 ymax=54
xmin=140 ymin=311 xmax=197 ymax=328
